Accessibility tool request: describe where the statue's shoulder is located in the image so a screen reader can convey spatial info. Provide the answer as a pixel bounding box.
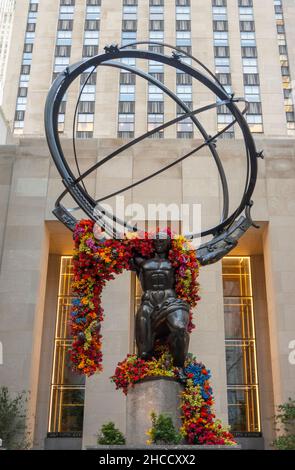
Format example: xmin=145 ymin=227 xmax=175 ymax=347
xmin=138 ymin=257 xmax=163 ymax=271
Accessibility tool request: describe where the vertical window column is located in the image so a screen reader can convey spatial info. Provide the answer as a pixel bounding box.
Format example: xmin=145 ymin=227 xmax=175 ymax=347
xmin=53 ymin=0 xmax=76 ymax=134
xmin=175 ymin=0 xmax=193 ymax=139
xmin=118 ymin=0 xmax=138 ymax=138
xmin=13 ymin=0 xmax=39 ymax=135
xmin=238 ymin=0 xmax=263 ymax=133
xmin=212 ymin=0 xmax=234 ymax=138
xmin=147 ymin=0 xmax=164 ymax=138
xmin=222 ymin=257 xmax=261 ymax=434
xmin=48 ymin=257 xmax=85 ymax=434
xmin=273 ymin=0 xmax=295 ymax=135
xmin=76 ymin=0 xmax=101 ymax=139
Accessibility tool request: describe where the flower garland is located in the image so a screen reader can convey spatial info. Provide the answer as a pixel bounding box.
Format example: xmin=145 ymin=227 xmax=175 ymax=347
xmin=111 ymin=347 xmax=236 ymax=446
xmin=70 ymin=221 xmax=200 ymax=376
xmin=111 ymin=344 xmax=177 ymax=395
xmin=168 ymin=235 xmax=200 ymax=333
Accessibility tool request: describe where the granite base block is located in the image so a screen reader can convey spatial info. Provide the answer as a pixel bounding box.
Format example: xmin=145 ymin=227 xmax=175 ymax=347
xmin=126 ymin=377 xmax=183 ymax=446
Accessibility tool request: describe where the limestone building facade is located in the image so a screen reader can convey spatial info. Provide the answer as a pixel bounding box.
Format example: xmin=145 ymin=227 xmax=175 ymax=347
xmin=0 ymin=0 xmax=295 ymax=450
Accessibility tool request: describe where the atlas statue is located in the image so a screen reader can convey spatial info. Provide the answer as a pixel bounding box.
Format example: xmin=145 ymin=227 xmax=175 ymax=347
xmin=44 ymin=41 xmax=260 ymax=372
xmin=133 ymin=232 xmax=189 ymax=367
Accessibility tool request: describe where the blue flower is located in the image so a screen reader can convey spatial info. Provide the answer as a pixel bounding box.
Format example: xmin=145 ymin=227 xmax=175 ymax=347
xmin=184 ymin=362 xmax=212 ymax=386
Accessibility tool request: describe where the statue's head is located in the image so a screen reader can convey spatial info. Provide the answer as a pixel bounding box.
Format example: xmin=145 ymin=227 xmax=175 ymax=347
xmin=153 ymin=231 xmax=171 ymax=255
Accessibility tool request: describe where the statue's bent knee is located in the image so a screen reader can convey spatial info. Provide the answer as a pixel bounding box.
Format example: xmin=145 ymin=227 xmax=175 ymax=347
xmin=167 ymin=309 xmax=189 ymax=332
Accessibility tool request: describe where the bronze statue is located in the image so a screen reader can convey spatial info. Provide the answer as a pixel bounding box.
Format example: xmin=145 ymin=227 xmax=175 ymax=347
xmin=132 ymin=232 xmax=190 ymax=368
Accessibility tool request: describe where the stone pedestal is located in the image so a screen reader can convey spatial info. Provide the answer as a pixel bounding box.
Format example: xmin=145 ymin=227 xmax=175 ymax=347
xmin=126 ymin=377 xmax=183 ymax=446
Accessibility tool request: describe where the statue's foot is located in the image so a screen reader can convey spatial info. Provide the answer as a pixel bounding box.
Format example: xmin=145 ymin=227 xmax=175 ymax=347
xmin=140 ymin=352 xmax=152 ymax=361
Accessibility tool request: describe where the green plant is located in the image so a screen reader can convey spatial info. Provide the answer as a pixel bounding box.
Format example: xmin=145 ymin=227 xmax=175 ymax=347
xmin=273 ymin=397 xmax=295 ymax=450
xmin=97 ymin=422 xmax=126 ymax=445
xmin=147 ymin=412 xmax=182 ymax=445
xmin=0 ymin=386 xmax=31 ymax=449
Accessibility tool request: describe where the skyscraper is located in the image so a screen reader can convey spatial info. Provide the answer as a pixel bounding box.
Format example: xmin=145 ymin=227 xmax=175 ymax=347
xmin=1 ymin=0 xmax=295 ymax=139
xmin=0 ymin=0 xmax=294 ymax=450
xmin=0 ymin=0 xmax=15 ymax=104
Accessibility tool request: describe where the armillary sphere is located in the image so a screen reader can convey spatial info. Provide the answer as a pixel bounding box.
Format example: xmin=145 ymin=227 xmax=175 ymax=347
xmin=44 ymin=41 xmax=261 ymax=265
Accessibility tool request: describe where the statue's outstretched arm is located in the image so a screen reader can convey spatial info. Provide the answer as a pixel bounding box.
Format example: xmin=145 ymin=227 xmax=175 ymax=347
xmin=196 ymin=216 xmax=253 ymax=266
xmin=129 ymin=255 xmax=145 ymax=274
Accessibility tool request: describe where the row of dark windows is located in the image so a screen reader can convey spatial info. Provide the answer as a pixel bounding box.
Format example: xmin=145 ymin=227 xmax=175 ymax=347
xmin=120 ymin=73 xmax=136 ymax=85
xmin=24 ymin=43 xmax=33 ymax=53
xmin=122 ymin=20 xmax=137 ymax=31
xmin=78 ymin=101 xmax=95 ymax=113
xmin=177 ymin=45 xmax=191 ymax=54
xmin=214 ymin=46 xmax=257 ymax=58
xmin=21 ymin=65 xmax=31 ymax=75
xmin=240 ymin=21 xmax=255 ymax=32
xmin=277 ymin=24 xmax=285 ymax=34
xmin=122 ymin=19 xmax=192 ymax=32
xmin=15 ymin=110 xmax=25 ymax=121
xmin=59 ymin=102 xmax=67 ymax=114
xmin=14 ymin=101 xmax=266 ymax=122
xmin=213 ymin=21 xmax=255 ymax=33
xmin=60 ymin=0 xmax=75 ymax=5
xmin=238 ymin=0 xmax=253 ymax=5
xmin=217 ymin=102 xmax=262 ymax=114
xmin=212 ymin=0 xmax=253 ymax=5
xmin=55 ymin=45 xmax=71 ymax=57
xmin=149 ymin=72 xmax=164 ymax=83
xmin=29 ymin=3 xmax=38 ymax=12
xmin=81 ymin=72 xmax=97 ymax=85
xmin=274 ymin=5 xmax=282 ymax=14
xmin=118 ymin=101 xmax=194 ymax=115
xmin=177 ymin=101 xmax=192 ymax=113
xmin=82 ymin=45 xmax=98 ymax=57
xmin=149 ymin=20 xmax=164 ymax=31
xmin=148 ymin=44 xmax=164 ymax=53
xmin=26 ymin=22 xmax=36 ymax=33
xmin=85 ymin=19 xmax=100 ymax=30
xmin=122 ymin=0 xmax=166 ymax=5
xmin=58 ymin=19 xmax=73 ymax=31
xmin=118 ymin=102 xmax=194 ymax=116
xmin=215 ymin=73 xmax=260 ymax=86
xmin=176 ymin=73 xmax=192 ymax=85
xmin=119 ymin=101 xmax=135 ymax=113
xmin=176 ymin=20 xmax=191 ymax=31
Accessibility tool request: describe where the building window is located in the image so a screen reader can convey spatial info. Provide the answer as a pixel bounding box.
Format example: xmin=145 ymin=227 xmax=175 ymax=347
xmin=273 ymin=0 xmax=295 ymax=134
xmin=212 ymin=0 xmax=234 ymax=138
xmin=222 ymin=257 xmax=261 ymax=433
xmin=48 ymin=257 xmax=85 ymax=434
xmin=238 ymin=2 xmax=263 ymax=133
xmin=118 ymin=1 xmax=138 ymax=138
xmin=13 ymin=0 xmax=41 ymax=134
xmin=118 ymin=113 xmax=135 ymax=138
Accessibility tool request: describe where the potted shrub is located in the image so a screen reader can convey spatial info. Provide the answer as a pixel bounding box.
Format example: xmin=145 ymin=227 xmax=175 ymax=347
xmin=97 ymin=422 xmax=126 ymax=445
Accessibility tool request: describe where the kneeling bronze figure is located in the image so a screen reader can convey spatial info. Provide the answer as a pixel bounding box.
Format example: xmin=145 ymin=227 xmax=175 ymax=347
xmin=133 ymin=233 xmax=190 ymax=368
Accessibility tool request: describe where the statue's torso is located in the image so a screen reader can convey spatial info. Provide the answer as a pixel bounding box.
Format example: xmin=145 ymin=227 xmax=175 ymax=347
xmin=138 ymin=257 xmax=175 ymax=295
